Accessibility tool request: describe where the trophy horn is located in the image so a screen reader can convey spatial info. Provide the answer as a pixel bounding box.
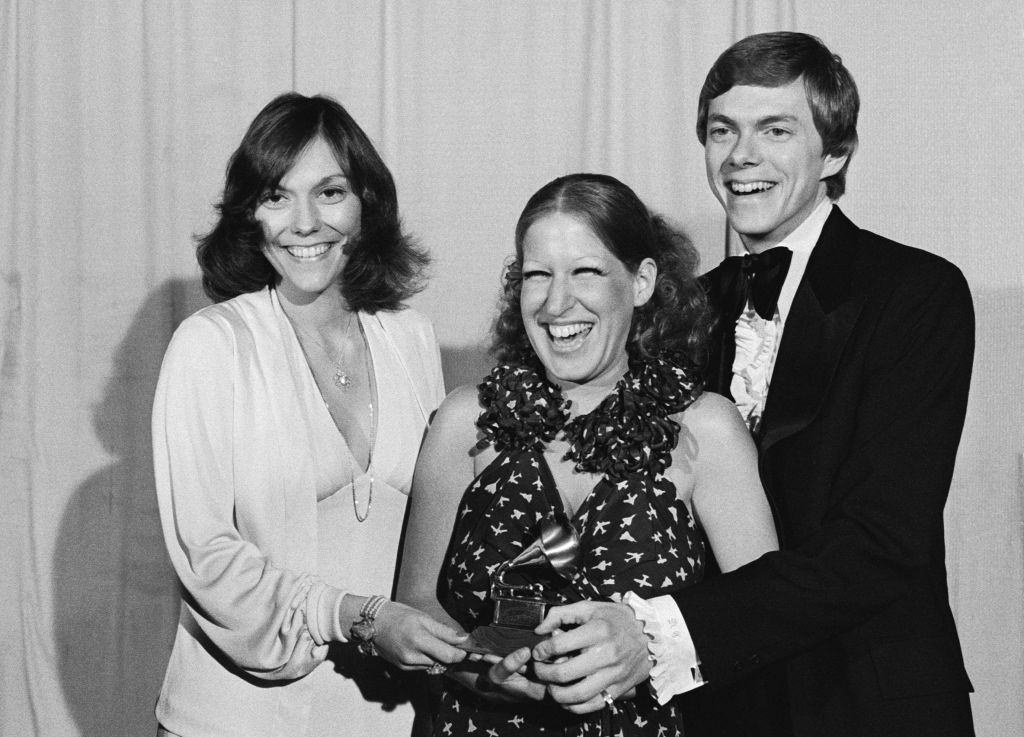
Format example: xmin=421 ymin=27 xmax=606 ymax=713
xmin=467 ymin=511 xmax=583 ymax=656
xmin=503 ymin=511 xmax=581 ymax=579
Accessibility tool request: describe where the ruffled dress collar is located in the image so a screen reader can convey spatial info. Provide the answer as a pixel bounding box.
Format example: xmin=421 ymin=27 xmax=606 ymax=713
xmin=475 ymin=355 xmax=702 ymax=481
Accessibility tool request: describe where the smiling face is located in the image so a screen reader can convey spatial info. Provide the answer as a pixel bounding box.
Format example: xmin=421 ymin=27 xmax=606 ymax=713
xmin=520 ymin=212 xmax=656 ymax=389
xmin=255 ymin=136 xmax=362 ymax=304
xmin=704 ymin=78 xmax=847 ymax=252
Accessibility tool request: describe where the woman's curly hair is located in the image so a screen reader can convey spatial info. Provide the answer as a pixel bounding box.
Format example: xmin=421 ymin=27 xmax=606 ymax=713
xmin=492 ymin=173 xmax=712 ymax=373
xmin=196 ymin=92 xmax=428 ymax=311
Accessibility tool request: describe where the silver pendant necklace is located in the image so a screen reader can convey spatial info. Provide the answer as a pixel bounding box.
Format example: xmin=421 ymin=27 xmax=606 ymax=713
xmin=294 ymin=323 xmax=355 ymax=391
xmin=332 ymin=367 xmax=351 ymax=390
xmin=289 ymin=312 xmax=376 ymax=521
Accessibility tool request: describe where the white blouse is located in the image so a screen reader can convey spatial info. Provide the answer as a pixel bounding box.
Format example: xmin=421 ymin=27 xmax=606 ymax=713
xmin=152 ymin=287 xmax=444 ymax=737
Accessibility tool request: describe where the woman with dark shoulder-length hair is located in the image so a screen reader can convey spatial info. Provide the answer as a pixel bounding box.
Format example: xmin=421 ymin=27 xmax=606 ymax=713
xmin=398 ymin=173 xmax=777 ymax=736
xmin=153 ymin=92 xmax=466 ymax=737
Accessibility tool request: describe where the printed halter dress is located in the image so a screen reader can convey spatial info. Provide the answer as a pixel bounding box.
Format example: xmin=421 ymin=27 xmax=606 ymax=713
xmin=434 ymin=357 xmax=707 ymax=736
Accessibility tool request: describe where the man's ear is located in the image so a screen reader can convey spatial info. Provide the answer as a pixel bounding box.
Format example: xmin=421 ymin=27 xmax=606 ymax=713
xmin=821 ymin=152 xmax=848 ymax=180
xmin=633 ymin=258 xmax=658 ymax=307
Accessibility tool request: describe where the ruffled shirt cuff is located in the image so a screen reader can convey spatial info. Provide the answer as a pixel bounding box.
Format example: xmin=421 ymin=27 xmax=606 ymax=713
xmin=623 ymin=592 xmax=705 ymax=704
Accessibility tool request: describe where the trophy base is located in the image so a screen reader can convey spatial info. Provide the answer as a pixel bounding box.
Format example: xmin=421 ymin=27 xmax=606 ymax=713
xmin=463 ymin=625 xmax=546 ymax=657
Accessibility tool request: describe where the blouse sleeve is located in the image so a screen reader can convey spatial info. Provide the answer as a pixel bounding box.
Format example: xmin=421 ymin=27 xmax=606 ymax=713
xmin=421 ymin=317 xmax=446 ymax=412
xmin=383 ymin=307 xmax=447 ymax=418
xmin=152 ymin=312 xmax=338 ymax=679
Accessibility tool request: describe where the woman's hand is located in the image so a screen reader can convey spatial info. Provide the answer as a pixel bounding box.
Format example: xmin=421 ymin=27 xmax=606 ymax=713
xmin=531 ymin=601 xmax=650 ymax=714
xmin=446 ymin=647 xmax=547 ymax=703
xmin=372 ymin=601 xmax=469 ymax=671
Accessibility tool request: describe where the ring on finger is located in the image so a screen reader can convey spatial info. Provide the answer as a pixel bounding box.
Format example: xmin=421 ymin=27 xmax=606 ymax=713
xmin=426 ymin=662 xmax=448 ymax=676
xmin=600 ymin=688 xmax=614 ymax=708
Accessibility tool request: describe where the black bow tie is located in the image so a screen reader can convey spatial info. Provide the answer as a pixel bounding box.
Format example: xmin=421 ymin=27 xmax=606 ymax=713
xmin=718 ymin=247 xmax=793 ymax=321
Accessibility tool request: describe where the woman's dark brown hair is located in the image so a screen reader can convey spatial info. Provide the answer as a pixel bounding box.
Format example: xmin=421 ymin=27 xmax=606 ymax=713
xmin=196 ymin=92 xmax=428 ymax=311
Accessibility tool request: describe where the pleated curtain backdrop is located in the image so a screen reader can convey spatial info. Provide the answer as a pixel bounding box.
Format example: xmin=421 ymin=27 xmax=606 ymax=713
xmin=1 ymin=2 xmax=1021 ymax=735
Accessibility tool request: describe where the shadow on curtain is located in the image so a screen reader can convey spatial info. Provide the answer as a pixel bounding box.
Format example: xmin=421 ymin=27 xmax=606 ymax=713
xmin=52 ymin=278 xmax=207 ymax=735
xmin=439 ymin=343 xmax=494 ymax=393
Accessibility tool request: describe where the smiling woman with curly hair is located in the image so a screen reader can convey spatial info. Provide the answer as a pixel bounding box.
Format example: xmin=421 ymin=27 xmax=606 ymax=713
xmin=491 ymin=173 xmax=713 ymax=369
xmin=398 ymin=173 xmax=777 ymax=737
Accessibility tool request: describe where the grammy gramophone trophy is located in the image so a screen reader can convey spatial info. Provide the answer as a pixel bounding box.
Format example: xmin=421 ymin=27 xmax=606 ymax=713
xmin=463 ymin=512 xmax=582 ymax=656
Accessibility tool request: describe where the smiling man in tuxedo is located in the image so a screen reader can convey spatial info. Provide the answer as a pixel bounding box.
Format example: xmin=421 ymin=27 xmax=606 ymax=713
xmin=532 ymin=31 xmax=975 ymax=737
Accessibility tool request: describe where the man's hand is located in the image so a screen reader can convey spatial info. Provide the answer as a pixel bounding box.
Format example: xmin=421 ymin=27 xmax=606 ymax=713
xmin=531 ymin=601 xmax=652 ymax=714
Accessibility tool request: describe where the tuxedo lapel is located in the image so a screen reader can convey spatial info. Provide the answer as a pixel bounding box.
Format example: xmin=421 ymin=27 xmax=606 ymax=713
xmin=713 ymin=326 xmax=737 ymax=400
xmin=759 ymin=208 xmax=865 ymax=454
xmin=699 ymin=267 xmax=739 ymax=399
xmin=705 ymin=309 xmax=738 ymax=400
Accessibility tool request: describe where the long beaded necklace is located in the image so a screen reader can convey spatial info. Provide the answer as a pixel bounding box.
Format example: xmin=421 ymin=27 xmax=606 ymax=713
xmin=291 ymin=313 xmax=377 ymax=522
xmin=350 ymin=317 xmax=376 ymax=522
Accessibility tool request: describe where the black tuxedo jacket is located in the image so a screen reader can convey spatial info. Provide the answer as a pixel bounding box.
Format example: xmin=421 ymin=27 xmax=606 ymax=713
xmin=677 ymin=208 xmax=975 ymax=737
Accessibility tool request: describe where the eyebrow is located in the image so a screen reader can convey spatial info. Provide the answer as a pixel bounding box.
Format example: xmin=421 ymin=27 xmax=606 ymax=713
xmin=313 ymin=173 xmax=349 ymax=185
xmin=273 ymin=173 xmax=349 ymax=192
xmin=757 ymin=114 xmax=800 ymax=126
xmin=706 ymin=112 xmax=800 ymax=126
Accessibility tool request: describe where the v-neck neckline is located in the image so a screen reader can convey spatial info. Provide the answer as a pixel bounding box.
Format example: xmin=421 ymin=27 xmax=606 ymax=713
xmin=535 ymin=448 xmax=606 ymax=524
xmin=275 ymin=290 xmax=379 ymax=479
